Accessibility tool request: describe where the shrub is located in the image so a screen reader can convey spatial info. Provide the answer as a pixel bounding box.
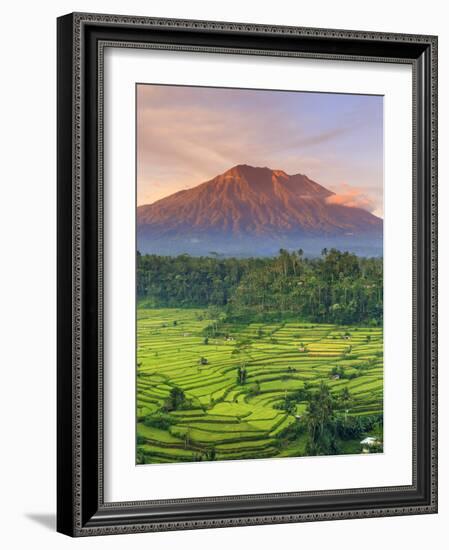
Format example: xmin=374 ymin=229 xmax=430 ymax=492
xmin=143 ymin=412 xmax=174 ymax=430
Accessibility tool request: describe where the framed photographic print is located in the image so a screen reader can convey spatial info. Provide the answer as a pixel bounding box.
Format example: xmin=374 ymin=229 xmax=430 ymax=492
xmin=57 ymin=12 xmax=438 ymax=536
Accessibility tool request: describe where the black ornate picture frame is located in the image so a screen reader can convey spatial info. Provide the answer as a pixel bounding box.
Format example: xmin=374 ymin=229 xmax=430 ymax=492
xmin=57 ymin=12 xmax=438 ymax=537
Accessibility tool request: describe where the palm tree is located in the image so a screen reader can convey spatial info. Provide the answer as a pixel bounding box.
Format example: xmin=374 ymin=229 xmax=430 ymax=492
xmin=305 ymin=383 xmax=337 ymax=455
xmin=340 ymin=386 xmax=351 ymax=420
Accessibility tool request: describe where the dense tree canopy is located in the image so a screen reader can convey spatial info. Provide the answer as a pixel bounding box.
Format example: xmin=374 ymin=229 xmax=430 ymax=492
xmin=137 ymin=248 xmax=382 ymax=325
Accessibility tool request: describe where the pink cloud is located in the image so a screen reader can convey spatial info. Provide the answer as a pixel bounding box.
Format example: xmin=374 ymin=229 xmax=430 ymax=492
xmin=325 ymin=184 xmax=377 ymax=212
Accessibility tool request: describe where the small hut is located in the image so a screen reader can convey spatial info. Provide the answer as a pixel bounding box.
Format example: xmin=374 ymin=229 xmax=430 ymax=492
xmin=360 ymin=436 xmax=381 ymax=453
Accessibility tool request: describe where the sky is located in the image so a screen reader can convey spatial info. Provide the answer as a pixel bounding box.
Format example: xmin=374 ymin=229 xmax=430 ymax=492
xmin=137 ymin=84 xmax=383 ymax=217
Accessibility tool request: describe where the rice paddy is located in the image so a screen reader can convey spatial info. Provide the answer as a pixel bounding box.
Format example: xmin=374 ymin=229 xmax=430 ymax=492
xmin=137 ymin=308 xmax=383 ymax=464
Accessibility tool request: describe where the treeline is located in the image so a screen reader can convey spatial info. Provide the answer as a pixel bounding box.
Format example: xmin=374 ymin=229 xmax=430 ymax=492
xmin=137 ymin=248 xmax=383 ymax=325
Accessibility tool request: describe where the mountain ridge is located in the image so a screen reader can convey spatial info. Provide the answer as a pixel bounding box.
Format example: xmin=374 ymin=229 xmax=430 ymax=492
xmin=137 ymin=165 xmax=382 ymax=257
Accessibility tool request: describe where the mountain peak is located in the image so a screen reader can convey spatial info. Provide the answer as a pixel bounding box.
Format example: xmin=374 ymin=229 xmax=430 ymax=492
xmin=216 ymin=165 xmax=323 ymax=198
xmin=222 ymin=164 xmax=273 ymax=178
xmin=137 ymin=165 xmax=382 ymax=256
xmin=223 ymin=164 xmax=286 ymax=177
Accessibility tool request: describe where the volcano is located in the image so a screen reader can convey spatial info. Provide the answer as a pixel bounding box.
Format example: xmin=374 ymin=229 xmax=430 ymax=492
xmin=137 ymin=165 xmax=383 ymax=257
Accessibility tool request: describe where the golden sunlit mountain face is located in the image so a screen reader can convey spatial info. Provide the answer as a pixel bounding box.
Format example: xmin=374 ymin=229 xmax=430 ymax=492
xmin=136 ymin=84 xmax=383 ymax=256
xmin=137 ymin=165 xmax=382 ymax=257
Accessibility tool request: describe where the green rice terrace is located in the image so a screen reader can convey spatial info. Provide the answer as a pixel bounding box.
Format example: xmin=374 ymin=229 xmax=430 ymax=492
xmin=136 ymin=307 xmax=383 ymax=464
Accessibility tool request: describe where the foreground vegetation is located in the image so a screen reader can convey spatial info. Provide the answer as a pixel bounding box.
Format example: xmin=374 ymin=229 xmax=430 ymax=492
xmin=137 ymin=248 xmax=382 ymax=325
xmin=137 ymin=308 xmax=383 ymax=464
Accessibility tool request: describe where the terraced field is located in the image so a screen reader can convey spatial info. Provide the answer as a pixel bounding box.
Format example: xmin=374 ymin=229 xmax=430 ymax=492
xmin=137 ymin=308 xmax=383 ymax=464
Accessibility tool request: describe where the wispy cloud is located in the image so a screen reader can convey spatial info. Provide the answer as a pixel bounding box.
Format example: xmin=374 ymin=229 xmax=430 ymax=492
xmin=137 ymin=84 xmax=383 ymax=209
xmin=325 ymin=183 xmax=378 ymax=214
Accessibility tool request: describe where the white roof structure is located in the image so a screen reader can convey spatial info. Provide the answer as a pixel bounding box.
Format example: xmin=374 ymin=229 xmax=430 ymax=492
xmin=360 ymin=437 xmax=378 ymax=446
